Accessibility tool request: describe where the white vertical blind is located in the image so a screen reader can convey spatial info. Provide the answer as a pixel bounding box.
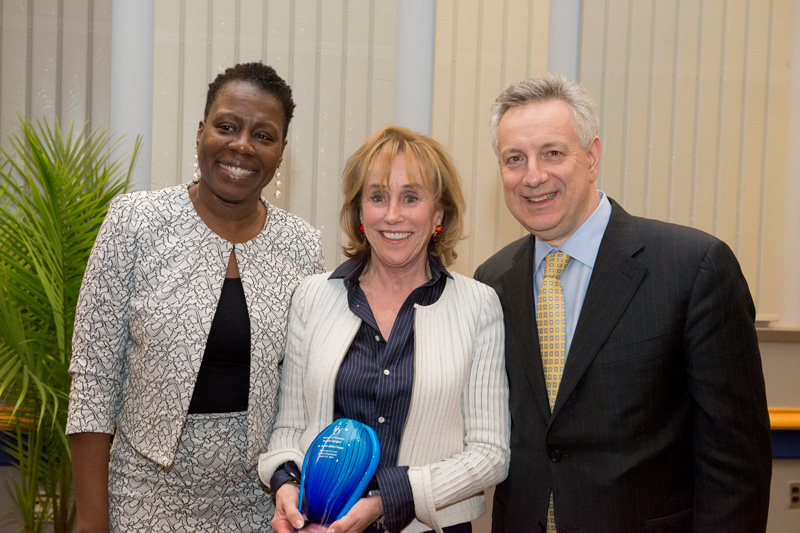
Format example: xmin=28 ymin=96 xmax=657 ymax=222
xmin=0 ymin=0 xmax=793 ymax=318
xmin=431 ymin=0 xmax=793 ymax=319
xmin=431 ymin=0 xmax=551 ymax=276
xmin=579 ymin=0 xmax=793 ymax=319
xmin=0 ymin=0 xmax=111 ymax=143
xmin=151 ymin=0 xmax=397 ymax=269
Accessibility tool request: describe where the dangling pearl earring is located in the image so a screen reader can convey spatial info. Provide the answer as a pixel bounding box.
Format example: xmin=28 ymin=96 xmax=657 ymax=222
xmin=192 ymin=149 xmax=201 ymax=182
xmin=274 ymin=170 xmax=281 ymax=199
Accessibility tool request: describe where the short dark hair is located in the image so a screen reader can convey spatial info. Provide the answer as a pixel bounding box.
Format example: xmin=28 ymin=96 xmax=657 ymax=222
xmin=204 ymin=62 xmax=295 ymax=139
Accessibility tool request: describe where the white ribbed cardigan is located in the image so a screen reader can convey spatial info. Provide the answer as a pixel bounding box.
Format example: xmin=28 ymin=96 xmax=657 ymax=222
xmin=258 ymin=271 xmax=510 ymax=533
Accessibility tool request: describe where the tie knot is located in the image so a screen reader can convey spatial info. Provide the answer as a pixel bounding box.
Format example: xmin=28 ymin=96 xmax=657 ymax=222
xmin=543 ymin=251 xmax=571 ymax=280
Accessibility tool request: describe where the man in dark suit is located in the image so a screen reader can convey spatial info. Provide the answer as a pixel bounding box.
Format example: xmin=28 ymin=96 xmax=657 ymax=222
xmin=474 ymin=74 xmax=772 ymax=532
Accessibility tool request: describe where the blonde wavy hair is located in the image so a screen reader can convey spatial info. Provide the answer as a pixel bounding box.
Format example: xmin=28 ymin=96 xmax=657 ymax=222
xmin=340 ymin=125 xmax=466 ymax=266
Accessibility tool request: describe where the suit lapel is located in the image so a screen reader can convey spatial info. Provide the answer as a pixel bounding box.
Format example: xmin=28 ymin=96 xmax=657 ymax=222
xmin=499 ymin=236 xmax=553 ymax=422
xmin=551 ymin=200 xmax=647 ymax=420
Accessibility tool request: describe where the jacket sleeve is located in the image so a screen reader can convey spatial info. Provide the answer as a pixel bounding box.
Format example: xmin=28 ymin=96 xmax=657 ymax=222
xmin=66 ymin=195 xmax=137 ymax=435
xmin=408 ymin=283 xmax=511 ymax=530
xmin=685 ymin=239 xmax=772 ymax=530
xmin=258 ymin=278 xmax=312 ymax=487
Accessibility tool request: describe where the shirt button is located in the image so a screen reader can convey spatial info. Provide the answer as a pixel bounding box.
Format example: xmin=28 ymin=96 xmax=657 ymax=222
xmin=378 ymin=416 xmax=385 ymax=424
xmin=374 ymin=335 xmax=380 ymax=342
xmin=383 ymin=369 xmax=390 ymax=376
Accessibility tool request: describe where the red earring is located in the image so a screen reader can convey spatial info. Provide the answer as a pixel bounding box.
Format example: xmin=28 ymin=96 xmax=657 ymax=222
xmin=358 ymin=224 xmax=366 ymax=241
xmin=433 ymin=224 xmax=443 ymax=242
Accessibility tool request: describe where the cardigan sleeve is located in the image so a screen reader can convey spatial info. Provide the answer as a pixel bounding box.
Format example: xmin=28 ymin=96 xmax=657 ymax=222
xmin=258 ymin=277 xmax=312 ymax=487
xmin=66 ymin=195 xmax=137 ymax=435
xmin=408 ymin=282 xmax=510 ymax=530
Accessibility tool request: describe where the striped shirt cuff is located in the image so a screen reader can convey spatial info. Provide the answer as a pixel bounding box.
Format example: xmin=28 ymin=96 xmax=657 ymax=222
xmin=375 ymin=465 xmax=414 ymax=532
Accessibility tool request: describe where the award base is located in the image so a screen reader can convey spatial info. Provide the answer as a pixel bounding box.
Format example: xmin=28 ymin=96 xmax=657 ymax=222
xmin=297 ymin=524 xmax=329 ymax=533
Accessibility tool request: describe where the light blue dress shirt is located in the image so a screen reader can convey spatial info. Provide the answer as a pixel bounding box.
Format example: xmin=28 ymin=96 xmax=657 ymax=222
xmin=533 ymin=190 xmax=611 ymax=360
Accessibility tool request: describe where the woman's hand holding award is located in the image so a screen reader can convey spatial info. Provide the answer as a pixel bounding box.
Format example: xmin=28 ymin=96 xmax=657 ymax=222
xmin=297 ymin=419 xmax=381 ymax=531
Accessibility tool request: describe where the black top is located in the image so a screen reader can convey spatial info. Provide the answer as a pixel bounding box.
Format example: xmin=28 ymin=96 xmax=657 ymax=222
xmin=188 ymin=277 xmax=250 ymax=413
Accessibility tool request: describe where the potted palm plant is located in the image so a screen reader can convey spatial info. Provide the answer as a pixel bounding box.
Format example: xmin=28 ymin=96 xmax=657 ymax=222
xmin=0 ymin=115 xmax=138 ymax=532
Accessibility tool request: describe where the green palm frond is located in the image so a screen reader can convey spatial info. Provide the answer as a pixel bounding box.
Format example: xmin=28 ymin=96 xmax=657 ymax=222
xmin=0 ymin=114 xmax=138 ymax=532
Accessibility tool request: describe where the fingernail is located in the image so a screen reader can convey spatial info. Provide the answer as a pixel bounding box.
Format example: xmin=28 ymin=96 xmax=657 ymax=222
xmin=295 ymin=519 xmax=304 ymax=528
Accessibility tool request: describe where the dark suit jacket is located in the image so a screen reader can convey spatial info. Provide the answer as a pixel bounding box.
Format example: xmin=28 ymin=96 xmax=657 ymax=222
xmin=474 ymin=199 xmax=772 ymax=533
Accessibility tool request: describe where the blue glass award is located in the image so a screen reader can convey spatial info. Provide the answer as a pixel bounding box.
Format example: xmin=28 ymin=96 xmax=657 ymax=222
xmin=298 ymin=418 xmax=381 ymax=526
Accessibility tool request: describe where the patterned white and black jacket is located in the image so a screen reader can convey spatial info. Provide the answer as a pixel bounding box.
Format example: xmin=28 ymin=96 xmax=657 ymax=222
xmin=66 ymin=183 xmax=325 ymax=469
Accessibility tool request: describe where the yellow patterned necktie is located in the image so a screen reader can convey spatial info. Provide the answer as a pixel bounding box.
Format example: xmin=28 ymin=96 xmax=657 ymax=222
xmin=537 ymin=250 xmax=572 ymax=410
xmin=537 ymin=250 xmax=571 ymax=533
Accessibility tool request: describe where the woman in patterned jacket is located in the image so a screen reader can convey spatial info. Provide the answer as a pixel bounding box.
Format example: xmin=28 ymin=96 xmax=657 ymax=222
xmin=66 ymin=62 xmax=324 ymax=532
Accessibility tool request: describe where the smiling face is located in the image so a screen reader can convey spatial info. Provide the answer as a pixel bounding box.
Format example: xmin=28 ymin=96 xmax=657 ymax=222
xmin=195 ymin=80 xmax=287 ymax=208
xmin=360 ymin=154 xmax=443 ymax=276
xmin=497 ymin=99 xmax=602 ymax=247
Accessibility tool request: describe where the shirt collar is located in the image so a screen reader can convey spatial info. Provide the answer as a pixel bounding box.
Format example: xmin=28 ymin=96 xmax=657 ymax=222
xmin=534 ymin=190 xmax=612 ymax=271
xmin=330 ymin=254 xmax=452 ymax=290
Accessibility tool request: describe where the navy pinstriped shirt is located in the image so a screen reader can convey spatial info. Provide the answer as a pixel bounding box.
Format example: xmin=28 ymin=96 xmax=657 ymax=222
xmin=270 ymin=255 xmax=451 ymax=533
xmin=270 ymin=254 xmax=454 ymax=532
xmin=329 ymin=255 xmax=449 ymax=532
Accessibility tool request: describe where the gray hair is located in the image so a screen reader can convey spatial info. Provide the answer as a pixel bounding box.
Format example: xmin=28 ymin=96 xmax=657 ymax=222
xmin=489 ymin=73 xmax=600 ymax=155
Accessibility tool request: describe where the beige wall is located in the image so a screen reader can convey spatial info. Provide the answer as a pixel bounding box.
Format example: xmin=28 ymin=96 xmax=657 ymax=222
xmin=431 ymin=0 xmax=550 ymax=276
xmin=1 ymin=0 xmax=794 ymax=319
xmin=151 ymin=0 xmax=398 ymax=268
xmin=761 ymin=339 xmax=800 ymax=531
xmin=579 ymin=0 xmax=792 ymax=321
xmin=1 ymin=0 xmax=799 ymax=530
xmin=430 ymin=0 xmax=794 ymax=319
xmin=770 ymin=458 xmax=800 ymax=532
xmin=0 ymin=1 xmax=112 ymax=145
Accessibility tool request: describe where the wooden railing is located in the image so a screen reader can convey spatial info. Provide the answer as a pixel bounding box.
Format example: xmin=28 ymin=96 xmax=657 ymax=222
xmin=757 ymin=327 xmax=800 ymax=343
xmin=0 ymin=406 xmax=34 ymax=432
xmin=769 ymin=408 xmax=800 ymax=430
